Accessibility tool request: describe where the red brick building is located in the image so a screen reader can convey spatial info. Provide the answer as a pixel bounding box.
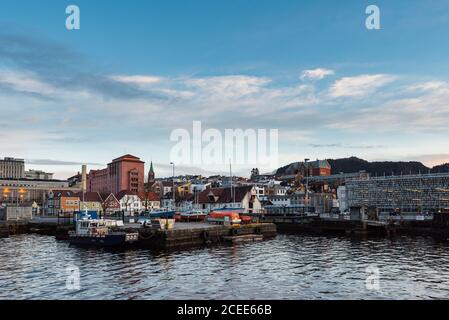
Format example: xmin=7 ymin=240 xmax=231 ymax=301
xmin=88 ymin=154 xmax=145 ymax=194
xmin=309 ymin=160 xmax=331 ymax=176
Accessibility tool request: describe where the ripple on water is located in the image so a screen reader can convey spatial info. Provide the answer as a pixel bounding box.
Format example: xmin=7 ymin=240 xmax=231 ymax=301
xmin=1 ymin=234 xmax=449 ymax=299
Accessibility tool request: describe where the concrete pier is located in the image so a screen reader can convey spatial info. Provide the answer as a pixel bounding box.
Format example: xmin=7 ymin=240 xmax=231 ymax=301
xmin=137 ymin=222 xmax=277 ymax=250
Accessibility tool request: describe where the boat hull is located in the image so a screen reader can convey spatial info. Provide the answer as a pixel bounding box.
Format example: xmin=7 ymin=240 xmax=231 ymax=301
xmin=69 ymin=234 xmax=136 ymax=247
xmin=179 ymin=214 xmax=207 ymax=222
xmin=148 ymin=211 xmax=176 ymax=219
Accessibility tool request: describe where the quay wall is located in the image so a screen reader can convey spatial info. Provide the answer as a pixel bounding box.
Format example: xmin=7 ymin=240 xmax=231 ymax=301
xmin=138 ymin=223 xmax=277 ymax=250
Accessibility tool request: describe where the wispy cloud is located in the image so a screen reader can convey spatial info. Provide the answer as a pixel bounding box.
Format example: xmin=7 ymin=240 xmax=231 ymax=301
xmin=329 ymin=74 xmax=396 ymax=98
xmin=301 ymin=68 xmax=335 ymax=81
xmin=309 ymin=143 xmax=387 ymax=149
xmin=26 ymin=159 xmax=105 ymax=166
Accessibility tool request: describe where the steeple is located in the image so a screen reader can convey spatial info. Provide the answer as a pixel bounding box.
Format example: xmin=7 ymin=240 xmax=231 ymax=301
xmin=148 ymin=161 xmax=155 ymax=185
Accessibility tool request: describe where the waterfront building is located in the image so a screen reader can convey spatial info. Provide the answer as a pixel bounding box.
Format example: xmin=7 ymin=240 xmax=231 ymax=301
xmin=76 ymin=191 xmax=103 ymax=214
xmin=346 ymin=173 xmax=449 ymax=214
xmin=100 ymin=193 xmax=121 ymax=215
xmin=195 ymin=186 xmax=262 ymax=213
xmin=266 ymin=195 xmax=291 ymax=207
xmin=115 ymin=190 xmax=142 ymax=215
xmin=138 ymin=191 xmax=161 ymax=210
xmin=88 ymin=154 xmax=145 ymax=194
xmin=24 ymin=169 xmax=54 ymax=180
xmin=0 ymin=178 xmax=72 ymax=206
xmin=45 ymin=190 xmax=80 ymax=215
xmin=0 ymin=157 xmax=25 ymax=179
xmin=290 ymin=192 xmax=334 ymax=214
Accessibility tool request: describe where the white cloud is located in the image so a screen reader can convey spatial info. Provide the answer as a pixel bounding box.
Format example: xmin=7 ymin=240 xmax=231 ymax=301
xmin=329 ymin=74 xmax=396 ymax=98
xmin=0 ymin=70 xmax=56 ymax=95
xmin=301 ymin=68 xmax=335 ymax=81
xmin=185 ymin=75 xmax=271 ymax=99
xmin=110 ymin=75 xmax=162 ymax=85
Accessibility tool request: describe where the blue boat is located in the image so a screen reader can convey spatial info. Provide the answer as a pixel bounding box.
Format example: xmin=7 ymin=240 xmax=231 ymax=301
xmin=146 ymin=210 xmax=176 ymax=219
xmin=68 ymin=219 xmax=139 ymax=247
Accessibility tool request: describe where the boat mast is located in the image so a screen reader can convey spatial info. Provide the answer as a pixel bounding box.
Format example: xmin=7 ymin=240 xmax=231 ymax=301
xmin=230 ymin=159 xmax=234 ymax=206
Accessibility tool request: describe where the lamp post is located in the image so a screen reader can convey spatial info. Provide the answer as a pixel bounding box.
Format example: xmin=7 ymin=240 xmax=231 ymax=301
xmin=169 ymin=162 xmax=175 ymax=231
xmin=304 ymin=158 xmax=310 ymax=209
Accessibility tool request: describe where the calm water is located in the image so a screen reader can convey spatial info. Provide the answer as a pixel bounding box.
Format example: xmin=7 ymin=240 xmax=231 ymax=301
xmin=1 ymin=234 xmax=449 ymax=300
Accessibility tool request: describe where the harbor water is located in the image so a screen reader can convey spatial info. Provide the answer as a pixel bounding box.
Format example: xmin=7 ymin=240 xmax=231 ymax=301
xmin=1 ymin=234 xmax=449 ymax=300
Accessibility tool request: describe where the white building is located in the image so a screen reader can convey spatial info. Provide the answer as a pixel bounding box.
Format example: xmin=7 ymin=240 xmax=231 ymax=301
xmin=337 ymin=186 xmax=349 ymax=212
xmin=115 ymin=191 xmax=142 ymax=214
xmin=195 ymin=186 xmax=262 ymax=213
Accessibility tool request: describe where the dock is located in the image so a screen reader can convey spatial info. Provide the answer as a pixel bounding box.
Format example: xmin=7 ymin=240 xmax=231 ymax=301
xmin=261 ymin=214 xmax=397 ymax=237
xmin=0 ymin=218 xmax=277 ymax=250
xmin=137 ymin=222 xmax=277 ymax=250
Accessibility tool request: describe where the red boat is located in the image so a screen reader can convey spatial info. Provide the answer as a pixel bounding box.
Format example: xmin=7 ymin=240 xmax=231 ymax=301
xmin=240 ymin=215 xmax=252 ymax=225
xmin=207 ymin=211 xmax=242 ymax=225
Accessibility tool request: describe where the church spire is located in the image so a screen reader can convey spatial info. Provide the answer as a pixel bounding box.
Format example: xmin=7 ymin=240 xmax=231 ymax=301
xmin=148 ymin=161 xmax=155 ymax=185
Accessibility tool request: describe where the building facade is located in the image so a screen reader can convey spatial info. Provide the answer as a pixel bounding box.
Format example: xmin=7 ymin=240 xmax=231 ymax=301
xmin=346 ymin=173 xmax=449 ymax=214
xmin=0 ymin=178 xmax=72 ymax=206
xmin=0 ymin=157 xmax=25 ymax=179
xmin=45 ymin=190 xmax=80 ymax=215
xmin=196 ymin=186 xmax=262 ymax=213
xmin=25 ymin=170 xmax=54 ymax=180
xmin=88 ymin=154 xmax=145 ymax=194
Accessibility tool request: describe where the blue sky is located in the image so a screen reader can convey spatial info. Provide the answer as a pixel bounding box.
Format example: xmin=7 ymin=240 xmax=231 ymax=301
xmin=1 ymin=0 xmax=449 ymax=178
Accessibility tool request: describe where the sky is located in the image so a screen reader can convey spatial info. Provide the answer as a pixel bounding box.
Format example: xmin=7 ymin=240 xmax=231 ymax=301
xmin=1 ymin=0 xmax=449 ymax=179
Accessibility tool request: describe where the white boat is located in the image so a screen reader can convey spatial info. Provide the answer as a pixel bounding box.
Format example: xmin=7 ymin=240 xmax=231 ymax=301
xmin=68 ymin=219 xmax=139 ymax=247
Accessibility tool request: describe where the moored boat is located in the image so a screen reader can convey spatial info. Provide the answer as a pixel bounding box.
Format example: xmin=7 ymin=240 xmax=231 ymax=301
xmin=69 ymin=219 xmax=139 ymax=247
xmin=207 ymin=210 xmax=242 ymax=225
xmin=179 ymin=210 xmax=208 ymax=222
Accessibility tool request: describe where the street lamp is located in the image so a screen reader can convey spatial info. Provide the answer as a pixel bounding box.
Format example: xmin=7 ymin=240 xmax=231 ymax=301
xmin=168 ymin=162 xmax=175 ymax=231
xmin=304 ymin=158 xmax=310 ymax=208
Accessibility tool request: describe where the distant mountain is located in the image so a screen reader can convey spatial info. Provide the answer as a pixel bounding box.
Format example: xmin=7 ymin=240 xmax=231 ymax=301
xmin=431 ymin=163 xmax=449 ymax=174
xmin=275 ymin=157 xmax=449 ymax=177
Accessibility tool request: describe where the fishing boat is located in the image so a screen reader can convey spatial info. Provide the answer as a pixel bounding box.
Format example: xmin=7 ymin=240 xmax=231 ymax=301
xmin=68 ymin=219 xmax=139 ymax=247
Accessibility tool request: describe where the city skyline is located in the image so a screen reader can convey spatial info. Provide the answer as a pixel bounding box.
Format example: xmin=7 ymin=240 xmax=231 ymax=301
xmin=2 ymin=0 xmax=449 ymax=179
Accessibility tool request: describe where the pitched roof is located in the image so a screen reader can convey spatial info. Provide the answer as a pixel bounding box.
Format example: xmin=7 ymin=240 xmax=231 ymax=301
xmin=75 ymin=192 xmax=102 ymax=202
xmin=115 ymin=190 xmax=139 ymax=200
xmin=50 ymin=190 xmax=79 ymax=198
xmin=137 ymin=191 xmax=160 ymax=201
xmin=197 ymin=186 xmax=253 ymax=204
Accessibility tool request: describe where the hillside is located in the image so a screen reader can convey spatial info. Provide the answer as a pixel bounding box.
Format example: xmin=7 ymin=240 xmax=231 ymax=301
xmin=275 ymin=157 xmax=449 ymax=177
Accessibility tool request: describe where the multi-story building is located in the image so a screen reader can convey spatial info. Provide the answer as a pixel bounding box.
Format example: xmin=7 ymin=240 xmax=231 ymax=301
xmin=346 ymin=173 xmax=449 ymax=214
xmin=88 ymin=154 xmax=145 ymax=194
xmin=76 ymin=191 xmax=103 ymax=214
xmin=0 ymin=157 xmax=25 ymax=179
xmin=45 ymin=190 xmax=80 ymax=215
xmin=0 ymin=178 xmax=72 ymax=206
xmin=25 ymin=170 xmax=54 ymax=180
xmin=195 ymin=186 xmax=262 ymax=213
xmin=138 ymin=191 xmax=161 ymax=210
xmin=115 ymin=190 xmax=142 ymax=214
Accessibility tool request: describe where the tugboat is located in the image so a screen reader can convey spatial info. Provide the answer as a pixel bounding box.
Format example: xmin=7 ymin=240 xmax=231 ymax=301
xmin=68 ymin=219 xmax=139 ymax=247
